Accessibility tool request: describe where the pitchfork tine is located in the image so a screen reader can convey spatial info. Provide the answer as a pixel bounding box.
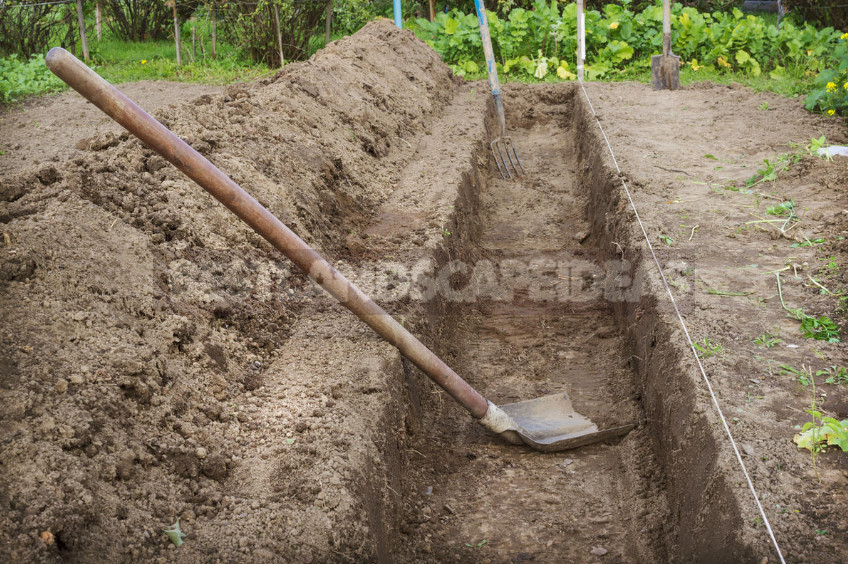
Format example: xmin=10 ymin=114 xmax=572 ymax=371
xmin=508 ymin=140 xmax=525 ymax=174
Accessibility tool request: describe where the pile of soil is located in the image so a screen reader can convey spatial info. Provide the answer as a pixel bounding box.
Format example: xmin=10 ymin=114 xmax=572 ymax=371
xmin=1 ymin=21 xmax=459 ymax=562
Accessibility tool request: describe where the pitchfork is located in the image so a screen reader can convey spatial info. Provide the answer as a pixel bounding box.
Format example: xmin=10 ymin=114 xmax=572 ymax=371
xmin=473 ymin=0 xmax=524 ymax=180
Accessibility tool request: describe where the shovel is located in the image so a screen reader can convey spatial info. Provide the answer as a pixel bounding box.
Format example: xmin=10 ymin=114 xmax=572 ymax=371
xmin=45 ymin=48 xmax=633 ymax=452
xmin=473 ymin=0 xmax=524 ymax=180
xmin=651 ymin=0 xmax=680 ymax=91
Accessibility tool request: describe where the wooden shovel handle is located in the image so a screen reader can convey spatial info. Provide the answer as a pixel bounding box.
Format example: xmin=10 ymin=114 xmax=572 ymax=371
xmin=45 ymin=47 xmax=491 ymax=419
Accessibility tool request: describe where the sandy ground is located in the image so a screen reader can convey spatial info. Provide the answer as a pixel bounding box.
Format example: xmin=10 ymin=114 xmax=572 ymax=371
xmin=2 ymin=19 xmax=847 ymax=563
xmin=0 ymin=82 xmax=224 ymax=178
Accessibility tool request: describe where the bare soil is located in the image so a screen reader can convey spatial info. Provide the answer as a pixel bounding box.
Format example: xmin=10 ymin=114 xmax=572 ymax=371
xmin=0 ymin=81 xmax=224 ymax=178
xmin=1 ymin=20 xmax=847 ymax=563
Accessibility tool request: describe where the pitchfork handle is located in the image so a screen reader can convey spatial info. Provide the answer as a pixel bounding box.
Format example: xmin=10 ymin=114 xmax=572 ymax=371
xmin=44 ymin=47 xmax=492 ymax=420
xmin=473 ymin=0 xmax=507 ymax=137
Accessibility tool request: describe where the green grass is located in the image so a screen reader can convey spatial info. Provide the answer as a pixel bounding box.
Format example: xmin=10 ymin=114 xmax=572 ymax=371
xmin=1 ymin=26 xmax=269 ymax=105
xmin=89 ymin=35 xmax=269 ymax=86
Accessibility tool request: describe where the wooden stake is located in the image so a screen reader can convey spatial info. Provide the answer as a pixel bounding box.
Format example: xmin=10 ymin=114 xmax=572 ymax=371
xmin=273 ymin=4 xmax=284 ymax=67
xmin=66 ymin=9 xmax=76 ymax=55
xmin=95 ymin=1 xmax=102 ymax=41
xmin=325 ymin=0 xmax=333 ymax=45
xmin=173 ymin=2 xmax=181 ymax=66
xmin=211 ymin=4 xmax=217 ymax=60
xmin=75 ymin=0 xmax=89 ymax=62
xmin=576 ymin=0 xmax=585 ymax=81
xmin=428 ymin=0 xmax=435 ymax=22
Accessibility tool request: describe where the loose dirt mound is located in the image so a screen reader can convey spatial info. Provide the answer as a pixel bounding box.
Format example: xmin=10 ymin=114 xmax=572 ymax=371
xmin=1 ymin=21 xmax=457 ymax=562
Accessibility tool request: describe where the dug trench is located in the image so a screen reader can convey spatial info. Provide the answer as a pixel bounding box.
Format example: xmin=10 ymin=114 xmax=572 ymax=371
xmin=383 ymin=84 xmax=772 ymax=562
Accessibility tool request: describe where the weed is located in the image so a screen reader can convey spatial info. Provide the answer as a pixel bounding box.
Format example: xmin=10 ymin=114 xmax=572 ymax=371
xmin=765 ymin=200 xmax=797 ymax=219
xmin=807 ymin=135 xmax=833 ymax=161
xmin=794 ymin=381 xmax=848 ymax=482
xmin=707 ymin=288 xmax=750 ymax=297
xmin=753 ymin=331 xmax=781 ymax=348
xmin=746 ymin=154 xmax=800 ymax=190
xmin=827 ymin=256 xmax=838 ymax=272
xmin=780 ymin=363 xmax=813 ymax=386
xmin=658 ymin=234 xmax=674 ymax=246
xmin=776 ymin=273 xmax=840 ymax=342
xmin=791 ymin=237 xmax=825 ymax=248
xmin=818 ymin=365 xmax=848 ymax=385
xmin=693 ymin=338 xmax=722 ymax=359
xmin=758 ymin=101 xmax=770 ymax=111
xmin=798 ymin=314 xmax=840 ymax=342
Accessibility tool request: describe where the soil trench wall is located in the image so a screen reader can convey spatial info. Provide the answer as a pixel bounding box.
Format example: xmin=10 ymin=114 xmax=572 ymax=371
xmin=571 ymin=90 xmax=763 ymax=562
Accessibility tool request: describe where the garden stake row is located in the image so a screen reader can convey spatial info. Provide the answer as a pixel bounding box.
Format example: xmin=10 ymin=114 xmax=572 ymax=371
xmin=46 ymin=47 xmax=633 ymax=452
xmin=473 ymin=0 xmax=524 ymax=179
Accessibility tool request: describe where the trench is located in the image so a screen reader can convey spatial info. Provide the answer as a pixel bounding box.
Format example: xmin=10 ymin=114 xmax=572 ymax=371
xmin=363 ymin=87 xmax=668 ymax=562
xmin=353 ymin=83 xmax=767 ymax=563
xmin=348 ymin=82 xmax=764 ymax=562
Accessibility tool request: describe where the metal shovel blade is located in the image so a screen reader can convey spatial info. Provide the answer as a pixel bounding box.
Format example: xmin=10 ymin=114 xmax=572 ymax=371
xmin=651 ymin=53 xmax=680 ymax=91
xmin=481 ymin=393 xmax=635 ymax=452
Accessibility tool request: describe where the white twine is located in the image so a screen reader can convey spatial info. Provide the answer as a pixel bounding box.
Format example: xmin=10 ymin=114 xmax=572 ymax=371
xmin=576 ymin=79 xmax=786 ymax=564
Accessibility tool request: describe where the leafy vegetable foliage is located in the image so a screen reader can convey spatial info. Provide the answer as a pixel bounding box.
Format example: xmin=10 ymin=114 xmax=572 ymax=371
xmin=410 ymin=1 xmax=847 ymax=115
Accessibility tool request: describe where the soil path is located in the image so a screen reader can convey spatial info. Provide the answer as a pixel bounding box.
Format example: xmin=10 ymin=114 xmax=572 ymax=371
xmin=0 ymin=81 xmax=224 ymax=177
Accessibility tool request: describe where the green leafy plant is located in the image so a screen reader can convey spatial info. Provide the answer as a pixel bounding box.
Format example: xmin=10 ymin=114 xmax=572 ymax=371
xmin=804 ymin=32 xmax=848 ymax=117
xmin=776 ymin=273 xmax=840 ymax=342
xmin=410 ymin=1 xmax=846 ymax=102
xmin=791 ymin=237 xmax=825 ymax=248
xmin=693 ymin=338 xmax=722 ymax=359
xmin=795 ymin=409 xmax=848 ymax=473
xmin=807 ymin=135 xmax=833 ymax=160
xmin=798 ymin=314 xmax=840 ymax=342
xmin=0 ymin=54 xmax=65 ymax=104
xmin=818 ymin=365 xmax=848 ymax=385
xmin=780 ymin=363 xmax=812 ymax=386
xmin=754 ymin=331 xmax=781 ymax=348
xmin=658 ymin=234 xmax=674 ymax=246
xmin=765 ymin=200 xmax=797 ymax=218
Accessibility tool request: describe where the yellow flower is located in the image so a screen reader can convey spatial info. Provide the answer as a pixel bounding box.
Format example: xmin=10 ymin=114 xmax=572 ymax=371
xmin=690 ymin=59 xmax=701 ymax=71
xmin=141 ymin=60 xmax=147 ymax=65
xmin=609 ymin=22 xmax=619 ymax=30
xmin=844 ymin=82 xmax=848 ymax=91
xmin=826 ymin=81 xmax=837 ymax=93
xmin=717 ymin=56 xmax=731 ymax=68
xmin=828 ymin=109 xmax=836 ymax=116
xmin=842 ymin=33 xmax=848 ymax=40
